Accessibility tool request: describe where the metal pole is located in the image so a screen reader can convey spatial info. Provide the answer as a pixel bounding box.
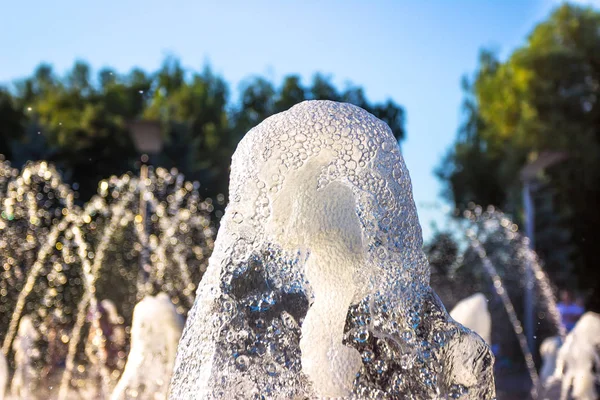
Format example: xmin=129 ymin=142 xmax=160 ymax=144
xmin=523 ymin=181 xmax=535 ymax=352
xmin=138 ymin=154 xmax=150 ymax=299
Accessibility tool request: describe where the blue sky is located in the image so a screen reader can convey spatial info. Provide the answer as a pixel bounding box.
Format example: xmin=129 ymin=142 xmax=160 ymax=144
xmin=1 ymin=0 xmax=597 ymax=240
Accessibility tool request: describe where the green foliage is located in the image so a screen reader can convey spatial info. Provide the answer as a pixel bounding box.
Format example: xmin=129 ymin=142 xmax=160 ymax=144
xmin=3 ymin=60 xmax=406 ymax=201
xmin=436 ymin=70 xmax=521 ymax=213
xmin=424 ymin=231 xmax=459 ymax=277
xmin=0 ymin=88 xmax=26 ymax=160
xmin=275 ymin=75 xmax=306 ymax=113
xmin=438 ymin=3 xmax=600 ymax=307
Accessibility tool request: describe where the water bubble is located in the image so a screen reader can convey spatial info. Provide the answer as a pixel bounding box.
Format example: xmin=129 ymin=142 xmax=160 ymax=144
xmin=264 ymin=361 xmax=278 ymax=377
xmin=235 ymin=355 xmax=250 ymax=371
xmin=353 ymin=327 xmax=369 ymax=343
xmin=232 ymin=212 xmax=244 ymax=224
xmin=168 ymin=101 xmax=495 ymax=399
xmin=381 ymin=141 xmax=395 ymax=152
xmin=373 ymin=360 xmax=388 ymax=375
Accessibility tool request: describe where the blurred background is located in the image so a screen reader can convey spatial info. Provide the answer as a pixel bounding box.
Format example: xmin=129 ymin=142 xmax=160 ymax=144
xmin=1 ymin=1 xmax=600 ymax=398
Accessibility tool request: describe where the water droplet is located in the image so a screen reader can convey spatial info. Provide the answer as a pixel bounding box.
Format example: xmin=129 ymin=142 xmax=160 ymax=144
xmin=353 ymin=327 xmax=369 ymax=343
xmin=265 ymin=361 xmax=278 ymax=376
xmin=235 ymin=355 xmax=250 ymax=371
xmin=232 ymin=212 xmax=243 ymax=224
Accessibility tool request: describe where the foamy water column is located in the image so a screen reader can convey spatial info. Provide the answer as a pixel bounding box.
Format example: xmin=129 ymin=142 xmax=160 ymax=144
xmin=554 ymin=312 xmax=600 ymax=400
xmin=450 ymin=293 xmax=492 ymax=345
xmin=0 ymin=349 xmax=6 ymax=400
xmin=539 ymin=336 xmax=562 ymax=385
xmin=111 ymin=293 xmax=184 ymax=400
xmin=170 ymin=101 xmax=495 ymax=399
xmin=10 ymin=315 xmax=39 ymax=399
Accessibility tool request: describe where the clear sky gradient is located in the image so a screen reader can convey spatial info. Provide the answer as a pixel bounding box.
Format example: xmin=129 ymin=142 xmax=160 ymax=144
xmin=1 ymin=0 xmax=598 ymax=240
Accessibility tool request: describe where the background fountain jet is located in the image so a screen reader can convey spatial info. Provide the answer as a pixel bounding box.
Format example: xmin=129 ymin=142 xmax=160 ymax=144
xmin=450 ymin=292 xmax=491 ymax=345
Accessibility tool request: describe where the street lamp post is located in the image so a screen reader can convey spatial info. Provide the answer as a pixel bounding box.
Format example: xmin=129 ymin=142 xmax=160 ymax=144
xmin=521 ymin=181 xmax=536 ymax=354
xmin=128 ymin=120 xmax=163 ymax=298
xmin=520 ymin=151 xmax=567 ymax=354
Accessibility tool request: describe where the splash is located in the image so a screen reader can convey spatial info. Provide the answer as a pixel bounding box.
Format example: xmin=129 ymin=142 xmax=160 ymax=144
xmin=554 ymin=312 xmax=600 ymax=400
xmin=0 ymin=349 xmax=5 ymax=400
xmin=450 ymin=293 xmax=491 ymax=345
xmin=459 ymin=206 xmax=572 ymax=399
xmin=0 ymin=160 xmax=215 ymax=398
xmin=539 ymin=336 xmax=562 ymax=385
xmin=10 ymin=315 xmax=39 ymax=399
xmin=111 ymin=293 xmax=183 ymax=400
xmin=170 ymin=101 xmax=495 ymax=399
xmin=465 ymin=230 xmax=540 ymax=398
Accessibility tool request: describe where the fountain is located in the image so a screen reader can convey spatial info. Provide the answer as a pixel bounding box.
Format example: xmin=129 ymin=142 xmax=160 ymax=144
xmin=169 ymin=101 xmax=495 ymax=399
xmin=111 ymin=293 xmax=183 ymax=400
xmin=539 ymin=336 xmax=562 ymax=386
xmin=423 ymin=202 xmax=595 ymax=400
xmin=553 ymin=312 xmax=600 ymax=400
xmin=465 ymin=227 xmax=541 ymax=396
xmin=0 ymin=159 xmax=216 ymax=399
xmin=449 ymin=293 xmax=491 ymax=345
xmin=0 ymin=347 xmax=5 ymax=400
xmin=457 ymin=206 xmax=570 ymax=399
xmin=10 ymin=315 xmax=39 ymax=399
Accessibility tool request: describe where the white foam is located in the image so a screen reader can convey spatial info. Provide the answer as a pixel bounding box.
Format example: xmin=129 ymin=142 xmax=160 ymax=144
xmin=170 ymin=101 xmax=495 ymax=399
xmin=10 ymin=315 xmax=39 ymax=399
xmin=111 ymin=293 xmax=183 ymax=400
xmin=0 ymin=349 xmax=7 ymax=400
xmin=539 ymin=336 xmax=562 ymax=385
xmin=554 ymin=312 xmax=600 ymax=400
xmin=450 ymin=293 xmax=491 ymax=345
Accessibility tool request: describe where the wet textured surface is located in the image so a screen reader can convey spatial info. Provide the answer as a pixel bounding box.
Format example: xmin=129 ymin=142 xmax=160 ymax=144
xmin=0 ymin=160 xmax=215 ymax=399
xmin=169 ymin=101 xmax=496 ymax=399
xmin=111 ymin=293 xmax=184 ymax=400
xmin=553 ymin=312 xmax=600 ymax=400
xmin=449 ymin=293 xmax=491 ymax=345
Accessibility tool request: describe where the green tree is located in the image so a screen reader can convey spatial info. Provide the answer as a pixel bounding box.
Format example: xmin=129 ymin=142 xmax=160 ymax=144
xmin=309 ymin=73 xmax=341 ymax=101
xmin=234 ymin=76 xmax=276 ymax=138
xmin=425 ymin=231 xmax=459 ymax=277
xmin=0 ymin=89 xmax=26 ymax=160
xmin=233 ymin=73 xmax=406 ymax=141
xmin=274 ymin=75 xmax=306 ymax=113
xmin=4 ymin=58 xmax=407 ymax=203
xmin=436 ymin=66 xmax=521 ymax=213
xmin=439 ymin=4 xmax=600 ymax=308
xmin=29 ymin=62 xmax=136 ymax=199
xmin=146 ymin=63 xmax=232 ymax=196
